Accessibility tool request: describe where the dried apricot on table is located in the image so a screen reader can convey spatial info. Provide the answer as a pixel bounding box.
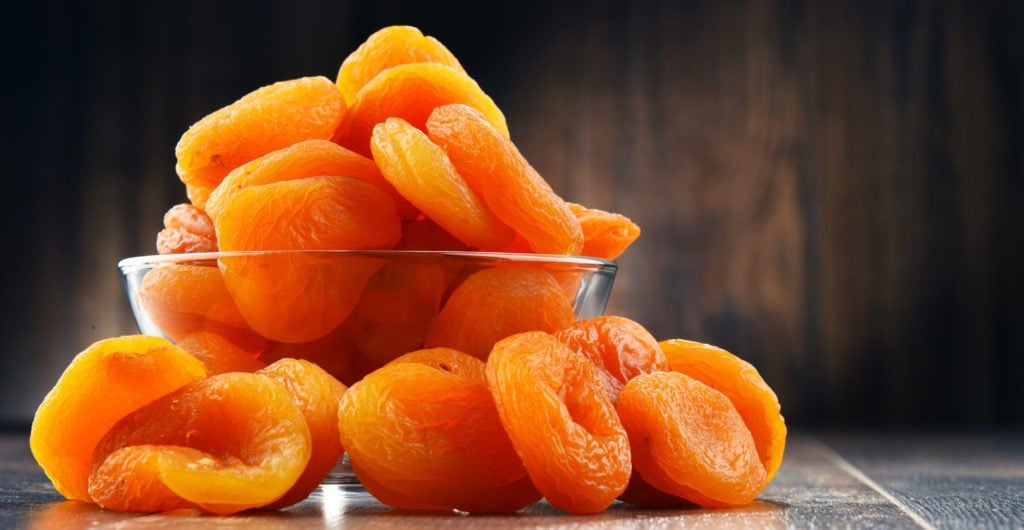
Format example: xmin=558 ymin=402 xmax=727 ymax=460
xmin=175 ymin=76 xmax=345 ymax=210
xmin=258 ymin=358 xmax=348 ymax=509
xmin=371 ymin=117 xmax=514 ymax=250
xmin=215 ymin=175 xmax=400 ymax=343
xmin=486 ymin=331 xmax=630 ymax=514
xmin=426 ymin=104 xmax=583 ymax=255
xmin=338 ymin=350 xmax=539 ymax=513
xmin=29 ymin=335 xmax=207 ymax=502
xmin=616 ymin=371 xmax=767 ymax=508
xmin=660 ymin=339 xmax=787 ymax=481
xmin=567 ymin=203 xmax=641 ymax=260
xmin=334 ymin=62 xmax=508 ymax=157
xmin=424 ymin=267 xmax=576 ymax=360
xmin=554 ymin=315 xmax=667 ymax=402
xmin=156 ymin=203 xmax=217 ymax=254
xmin=336 ymin=25 xmax=465 ymax=105
xmin=88 ymin=372 xmax=311 ymax=514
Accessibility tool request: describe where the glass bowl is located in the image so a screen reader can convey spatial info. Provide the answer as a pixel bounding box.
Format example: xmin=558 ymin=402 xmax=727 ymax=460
xmin=118 ymin=250 xmax=617 ymax=385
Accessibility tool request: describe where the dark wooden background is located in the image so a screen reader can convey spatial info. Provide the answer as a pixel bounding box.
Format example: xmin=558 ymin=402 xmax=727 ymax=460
xmin=3 ymin=0 xmax=1021 ymax=428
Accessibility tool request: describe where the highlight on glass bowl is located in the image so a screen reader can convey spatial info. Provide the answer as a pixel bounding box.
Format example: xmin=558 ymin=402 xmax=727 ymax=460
xmin=118 ymin=249 xmax=618 ymax=385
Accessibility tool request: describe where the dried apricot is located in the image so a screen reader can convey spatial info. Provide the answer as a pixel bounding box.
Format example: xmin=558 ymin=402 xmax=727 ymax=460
xmin=616 ymin=371 xmax=766 ymax=508
xmin=337 ymin=262 xmax=446 ymax=368
xmin=175 ymin=331 xmax=266 ymax=375
xmin=260 ymin=323 xmax=370 ymax=387
xmin=137 ymin=262 xmax=267 ymax=351
xmin=204 ymin=139 xmax=415 ymax=223
xmin=388 ymin=347 xmax=487 ymax=382
xmin=175 ymin=76 xmax=344 ymax=210
xmin=336 ymin=25 xmax=465 ymax=105
xmin=334 ymin=62 xmax=508 ymax=157
xmin=554 ymin=315 xmax=667 ymax=402
xmin=215 ymin=176 xmax=399 ymax=343
xmin=371 ymin=117 xmax=514 ymax=250
xmin=395 ymin=217 xmax=472 ymax=251
xmin=156 ymin=203 xmax=217 ymax=254
xmin=424 ymin=267 xmax=576 ymax=360
xmin=88 ymin=372 xmax=311 ymax=514
xmin=338 ymin=352 xmax=539 ymax=513
xmin=30 ymin=335 xmax=207 ymax=502
xmin=567 ymin=203 xmax=641 ymax=260
xmin=660 ymin=339 xmax=787 ymax=481
xmin=426 ymin=104 xmax=583 ymax=255
xmin=486 ymin=331 xmax=630 ymax=514
xmin=258 ymin=358 xmax=347 ymax=509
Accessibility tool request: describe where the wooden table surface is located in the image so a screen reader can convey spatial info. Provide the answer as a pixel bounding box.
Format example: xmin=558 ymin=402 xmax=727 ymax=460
xmin=2 ymin=431 xmax=1021 ymax=529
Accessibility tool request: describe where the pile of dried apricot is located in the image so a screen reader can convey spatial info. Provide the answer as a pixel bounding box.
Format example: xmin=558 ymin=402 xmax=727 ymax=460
xmin=31 ymin=25 xmax=785 ymax=516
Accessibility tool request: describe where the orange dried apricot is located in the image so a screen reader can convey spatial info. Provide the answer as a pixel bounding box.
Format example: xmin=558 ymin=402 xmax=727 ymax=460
xmin=334 ymin=63 xmax=508 ymax=157
xmin=660 ymin=339 xmax=787 ymax=481
xmin=371 ymin=117 xmax=514 ymax=250
xmin=175 ymin=331 xmax=266 ymax=375
xmin=338 ymin=352 xmax=539 ymax=513
xmin=204 ymin=139 xmax=416 ymax=223
xmin=137 ymin=262 xmax=267 ymax=351
xmin=214 ymin=176 xmax=399 ymax=343
xmin=554 ymin=315 xmax=667 ymax=402
xmin=30 ymin=335 xmax=207 ymax=502
xmin=616 ymin=371 xmax=766 ymax=508
xmin=426 ymin=104 xmax=583 ymax=255
xmin=175 ymin=76 xmax=344 ymax=210
xmin=395 ymin=217 xmax=472 ymax=251
xmin=424 ymin=267 xmax=576 ymax=360
xmin=156 ymin=203 xmax=218 ymax=254
xmin=88 ymin=372 xmax=311 ymax=514
xmin=258 ymin=358 xmax=348 ymax=509
xmin=336 ymin=25 xmax=465 ymax=105
xmin=486 ymin=331 xmax=630 ymax=514
xmin=567 ymin=203 xmax=641 ymax=260
xmin=337 ymin=262 xmax=446 ymax=368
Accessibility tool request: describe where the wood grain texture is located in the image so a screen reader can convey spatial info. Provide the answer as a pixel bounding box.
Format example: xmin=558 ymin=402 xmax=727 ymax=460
xmin=1 ymin=0 xmax=1021 ymax=426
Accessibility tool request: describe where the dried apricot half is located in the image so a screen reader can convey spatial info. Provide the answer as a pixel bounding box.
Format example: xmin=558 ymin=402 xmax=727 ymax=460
xmin=424 ymin=267 xmax=576 ymax=360
xmin=426 ymin=104 xmax=583 ymax=255
xmin=338 ymin=351 xmax=539 ymax=513
xmin=660 ymin=339 xmax=787 ymax=481
xmin=336 ymin=25 xmax=465 ymax=105
xmin=156 ymin=203 xmax=217 ymax=254
xmin=486 ymin=331 xmax=630 ymax=514
xmin=30 ymin=335 xmax=207 ymax=502
xmin=567 ymin=202 xmax=641 ymax=260
xmin=175 ymin=76 xmax=344 ymax=210
xmin=616 ymin=371 xmax=766 ymax=508
xmin=88 ymin=372 xmax=312 ymax=514
xmin=554 ymin=315 xmax=667 ymax=402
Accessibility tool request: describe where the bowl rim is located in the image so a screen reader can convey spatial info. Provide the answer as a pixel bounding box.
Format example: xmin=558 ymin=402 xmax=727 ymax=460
xmin=118 ymin=250 xmax=617 ymax=274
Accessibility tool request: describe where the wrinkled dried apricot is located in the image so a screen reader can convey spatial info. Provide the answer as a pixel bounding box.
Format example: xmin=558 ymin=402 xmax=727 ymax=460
xmin=215 ymin=176 xmax=399 ymax=343
xmin=486 ymin=331 xmax=630 ymax=514
xmin=424 ymin=267 xmax=576 ymax=359
xmin=175 ymin=331 xmax=266 ymax=375
xmin=137 ymin=262 xmax=267 ymax=351
xmin=156 ymin=203 xmax=218 ymax=254
xmin=371 ymin=117 xmax=514 ymax=250
xmin=426 ymin=104 xmax=583 ymax=255
xmin=334 ymin=63 xmax=508 ymax=157
xmin=616 ymin=371 xmax=766 ymax=508
xmin=567 ymin=203 xmax=641 ymax=260
xmin=554 ymin=315 xmax=667 ymax=402
xmin=258 ymin=358 xmax=347 ymax=509
xmin=337 ymin=262 xmax=446 ymax=368
xmin=88 ymin=372 xmax=311 ymax=514
xmin=336 ymin=25 xmax=465 ymax=105
xmin=660 ymin=339 xmax=787 ymax=481
xmin=30 ymin=335 xmax=207 ymax=502
xmin=395 ymin=217 xmax=472 ymax=251
xmin=339 ymin=352 xmax=539 ymax=513
xmin=175 ymin=76 xmax=344 ymax=210
xmin=205 ymin=139 xmax=415 ymax=223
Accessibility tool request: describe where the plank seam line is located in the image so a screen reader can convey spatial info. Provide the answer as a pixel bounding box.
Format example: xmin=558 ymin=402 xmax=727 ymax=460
xmin=817 ymin=441 xmax=937 ymax=530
